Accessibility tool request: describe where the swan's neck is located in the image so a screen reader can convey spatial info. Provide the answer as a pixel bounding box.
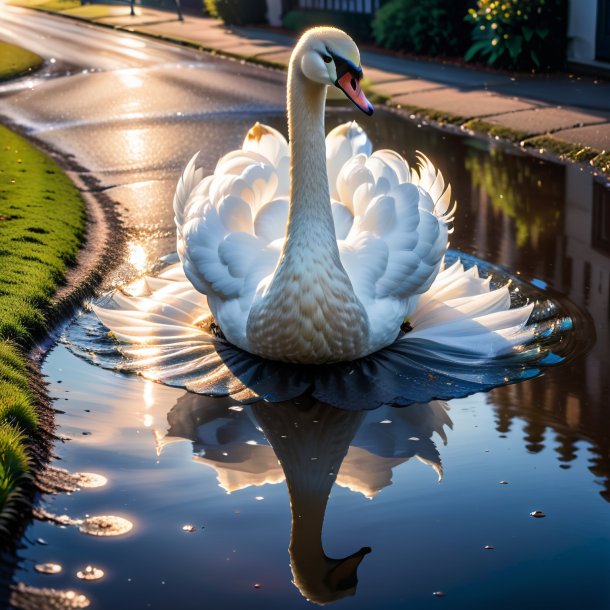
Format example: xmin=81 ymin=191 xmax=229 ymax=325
xmin=286 ymin=68 xmax=336 ymax=240
xmin=245 ymin=59 xmax=369 ymax=363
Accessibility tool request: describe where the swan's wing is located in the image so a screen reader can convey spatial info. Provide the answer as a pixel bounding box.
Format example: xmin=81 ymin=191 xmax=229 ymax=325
xmin=173 ymin=124 xmax=289 ymax=311
xmin=336 ymin=147 xmax=454 ymax=305
xmin=326 ymin=121 xmax=372 ymax=201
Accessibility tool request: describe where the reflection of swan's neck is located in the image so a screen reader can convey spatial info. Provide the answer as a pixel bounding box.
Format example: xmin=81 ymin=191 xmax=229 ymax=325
xmin=252 ymin=401 xmax=369 ymax=604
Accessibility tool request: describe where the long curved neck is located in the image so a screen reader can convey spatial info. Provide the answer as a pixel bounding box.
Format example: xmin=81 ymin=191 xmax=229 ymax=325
xmin=285 ymin=61 xmax=338 ymax=250
xmin=245 ymin=55 xmax=369 ymax=363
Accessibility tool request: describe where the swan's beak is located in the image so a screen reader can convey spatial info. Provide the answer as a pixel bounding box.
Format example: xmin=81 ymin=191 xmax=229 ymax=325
xmin=335 ymin=64 xmax=374 ymax=116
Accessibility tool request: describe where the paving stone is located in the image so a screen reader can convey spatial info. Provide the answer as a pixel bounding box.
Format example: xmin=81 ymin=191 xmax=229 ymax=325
xmin=374 ymin=79 xmax=446 ymax=97
xmin=486 ymin=107 xmax=610 ymax=135
xmin=392 ymin=89 xmax=536 ymax=119
xmin=250 ymin=49 xmax=292 ymax=65
xmin=50 ymin=4 xmax=610 ymax=133
xmin=138 ymin=24 xmax=247 ymax=50
xmin=552 ymin=123 xmax=610 ymax=151
xmin=251 ymin=45 xmax=288 ymax=57
xmin=363 ymin=67 xmax=412 ymax=84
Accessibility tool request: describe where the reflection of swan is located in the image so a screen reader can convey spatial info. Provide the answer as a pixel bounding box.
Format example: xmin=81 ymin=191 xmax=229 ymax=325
xmin=160 ymin=394 xmax=451 ymax=496
xmin=158 ymin=394 xmax=453 ymax=604
xmin=253 ymin=400 xmax=368 ymax=604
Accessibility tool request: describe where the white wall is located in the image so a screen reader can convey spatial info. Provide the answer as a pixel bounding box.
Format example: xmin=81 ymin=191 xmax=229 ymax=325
xmin=567 ymin=0 xmax=598 ymax=61
xmin=267 ymin=0 xmax=282 ymax=26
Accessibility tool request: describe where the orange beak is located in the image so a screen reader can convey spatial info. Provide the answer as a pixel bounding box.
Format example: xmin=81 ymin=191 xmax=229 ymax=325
xmin=336 ymin=71 xmax=374 ymax=116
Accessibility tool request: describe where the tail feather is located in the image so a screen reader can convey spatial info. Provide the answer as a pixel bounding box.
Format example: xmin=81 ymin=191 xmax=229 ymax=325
xmin=173 ymin=152 xmax=204 ymax=230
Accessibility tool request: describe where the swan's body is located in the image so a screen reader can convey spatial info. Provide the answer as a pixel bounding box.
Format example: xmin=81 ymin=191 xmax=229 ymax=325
xmin=91 ymin=28 xmax=551 ymax=394
xmin=175 ymin=28 xmax=453 ymax=363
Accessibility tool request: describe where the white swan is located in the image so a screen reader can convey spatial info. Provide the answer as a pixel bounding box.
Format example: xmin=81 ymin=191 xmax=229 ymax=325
xmin=88 ymin=28 xmax=568 ymax=399
xmin=173 ymin=27 xmax=454 ymax=363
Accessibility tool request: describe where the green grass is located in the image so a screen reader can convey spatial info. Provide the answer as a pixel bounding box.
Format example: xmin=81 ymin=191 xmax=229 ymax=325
xmin=521 ymin=135 xmax=600 ymax=163
xmin=7 ymin=0 xmax=80 ymax=11
xmin=9 ymin=0 xmax=131 ymax=18
xmin=0 ymin=125 xmax=85 ymax=516
xmin=62 ymin=4 xmax=120 ymax=19
xmin=0 ymin=41 xmax=43 ymax=82
xmin=0 ymin=422 xmax=29 ymax=507
xmin=462 ymin=118 xmax=530 ymax=143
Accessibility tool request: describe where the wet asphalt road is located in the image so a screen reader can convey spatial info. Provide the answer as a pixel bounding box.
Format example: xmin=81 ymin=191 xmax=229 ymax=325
xmin=0 ymin=5 xmax=288 ymax=259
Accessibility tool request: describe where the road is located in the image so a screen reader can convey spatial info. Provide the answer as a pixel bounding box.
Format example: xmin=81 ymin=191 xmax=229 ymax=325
xmin=0 ymin=5 xmax=288 ymax=260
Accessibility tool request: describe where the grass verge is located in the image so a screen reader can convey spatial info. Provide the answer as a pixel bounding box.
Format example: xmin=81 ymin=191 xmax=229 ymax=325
xmin=0 ymin=125 xmax=85 ymax=528
xmin=7 ymin=0 xmax=79 ymax=11
xmin=461 ymin=118 xmax=530 ymax=143
xmin=0 ymin=41 xmax=43 ymax=82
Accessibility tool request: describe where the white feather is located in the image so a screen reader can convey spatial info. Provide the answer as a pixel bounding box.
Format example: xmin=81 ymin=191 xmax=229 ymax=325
xmin=150 ymin=119 xmax=458 ymax=359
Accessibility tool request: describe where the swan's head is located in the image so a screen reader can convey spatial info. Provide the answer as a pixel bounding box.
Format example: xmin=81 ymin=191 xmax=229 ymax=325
xmin=291 ymin=546 xmax=372 ymax=605
xmin=295 ymin=27 xmax=374 ymax=116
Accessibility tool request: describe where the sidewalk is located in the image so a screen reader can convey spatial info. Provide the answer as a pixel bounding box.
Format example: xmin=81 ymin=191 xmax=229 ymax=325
xmin=15 ymin=2 xmax=610 ymax=172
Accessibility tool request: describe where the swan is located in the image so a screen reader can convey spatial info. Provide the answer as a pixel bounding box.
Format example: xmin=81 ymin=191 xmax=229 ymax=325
xmin=88 ymin=29 xmax=571 ymax=402
xmin=173 ymin=27 xmax=454 ymax=363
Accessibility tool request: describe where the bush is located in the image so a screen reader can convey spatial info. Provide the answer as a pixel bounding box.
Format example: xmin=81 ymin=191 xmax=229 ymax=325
xmin=204 ymin=0 xmax=267 ymax=25
xmin=283 ymin=10 xmax=374 ymax=42
xmin=465 ymin=0 xmax=568 ymax=71
xmin=372 ymin=0 xmax=473 ymax=56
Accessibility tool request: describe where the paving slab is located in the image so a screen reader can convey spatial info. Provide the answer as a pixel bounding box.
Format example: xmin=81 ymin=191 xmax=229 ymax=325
xmin=392 ymin=89 xmax=537 ymax=118
xmin=375 ymin=78 xmax=447 ymax=98
xmin=137 ymin=24 xmax=248 ymax=50
xmin=250 ymin=49 xmax=292 ymax=65
xmin=252 ymin=45 xmax=294 ymax=58
xmin=360 ymin=51 xmax=514 ymax=89
xmin=363 ymin=66 xmax=412 ymax=84
xmin=552 ymin=123 xmax=610 ymax=151
xmin=486 ymin=107 xmax=610 ymax=136
xmin=490 ymin=75 xmax=610 ymax=113
xmin=374 ymin=78 xmax=446 ymax=97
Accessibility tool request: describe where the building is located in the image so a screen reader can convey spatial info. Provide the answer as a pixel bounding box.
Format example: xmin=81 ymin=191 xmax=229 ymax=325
xmin=568 ymin=0 xmax=610 ymax=72
xmin=270 ymin=0 xmax=610 ymax=74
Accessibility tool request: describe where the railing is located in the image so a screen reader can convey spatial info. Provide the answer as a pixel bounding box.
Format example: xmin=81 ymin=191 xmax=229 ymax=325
xmin=287 ymin=0 xmax=383 ymax=14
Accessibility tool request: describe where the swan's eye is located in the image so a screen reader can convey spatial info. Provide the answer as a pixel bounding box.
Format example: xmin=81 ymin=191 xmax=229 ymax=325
xmin=350 ymin=77 xmax=357 ymax=90
xmin=322 ymin=54 xmax=332 ymax=63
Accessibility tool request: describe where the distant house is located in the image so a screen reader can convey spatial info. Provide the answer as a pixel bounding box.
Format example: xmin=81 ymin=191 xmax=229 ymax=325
xmin=568 ymin=0 xmax=610 ymax=71
xmin=270 ymin=0 xmax=610 ymax=73
xmin=282 ymin=0 xmax=382 ymax=12
xmin=267 ymin=0 xmax=382 ymax=27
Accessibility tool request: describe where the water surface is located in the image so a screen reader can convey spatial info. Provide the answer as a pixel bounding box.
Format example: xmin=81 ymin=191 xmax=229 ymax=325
xmin=8 ymin=107 xmax=610 ymax=610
